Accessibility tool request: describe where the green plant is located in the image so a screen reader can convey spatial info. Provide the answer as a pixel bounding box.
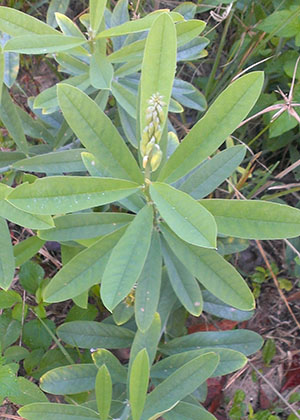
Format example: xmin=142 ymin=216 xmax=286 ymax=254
xmin=0 ymin=1 xmax=300 ymax=419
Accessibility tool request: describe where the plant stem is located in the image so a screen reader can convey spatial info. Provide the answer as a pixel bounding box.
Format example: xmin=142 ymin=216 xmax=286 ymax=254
xmin=205 ymin=9 xmax=234 ymax=100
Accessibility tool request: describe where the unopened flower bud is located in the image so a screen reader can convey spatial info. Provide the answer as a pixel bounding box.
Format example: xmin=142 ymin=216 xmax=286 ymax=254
xmin=143 ymin=155 xmax=148 ymax=168
xmin=145 ymin=137 xmax=155 ymax=155
xmin=150 ymin=144 xmax=162 ymax=171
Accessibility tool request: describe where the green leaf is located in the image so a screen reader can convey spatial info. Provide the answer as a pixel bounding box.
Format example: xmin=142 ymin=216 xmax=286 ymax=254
xmin=101 ymin=205 xmax=153 ymax=311
xmin=43 ymin=227 xmax=127 ymax=303
xmin=113 ymin=301 xmax=134 ymax=325
xmin=95 ymin=364 xmax=112 ymax=420
xmin=0 ymin=6 xmax=60 ymax=36
xmin=55 ymin=12 xmax=86 ymax=38
xmin=19 ymin=403 xmax=100 ymax=420
xmin=0 ymin=314 xmax=21 ymax=350
xmin=160 ymin=329 xmax=263 ymax=356
xmin=130 ymin=349 xmax=150 ymax=420
xmin=40 ymin=364 xmax=97 ymax=395
xmin=135 ymin=230 xmax=162 ymax=332
xmin=38 ymin=212 xmax=134 ymax=242
xmin=6 ymin=176 xmax=140 ymax=215
xmin=158 ymin=72 xmax=264 ymax=183
xmin=0 ymin=365 xmax=18 ymax=397
xmin=4 ymin=35 xmax=86 ymax=54
xmin=23 ymin=318 xmax=55 ymax=350
xmin=161 ymin=225 xmax=254 ymax=311
xmin=90 ymin=0 xmax=107 ymax=34
xmin=0 ymin=33 xmax=19 ymax=88
xmin=57 ymin=320 xmax=134 ymax=349
xmin=12 ymin=150 xmax=86 ymax=175
xmin=0 ymin=184 xmax=54 ymax=230
xmin=140 ymin=352 xmax=219 ymax=420
xmin=129 ymin=313 xmax=161 ymax=372
xmin=202 ymin=290 xmax=254 ymax=322
xmin=8 ymin=377 xmax=48 ymax=405
xmin=0 ymin=218 xmax=14 ymax=290
xmin=19 ymin=261 xmax=44 ymax=294
xmin=112 ymin=80 xmax=137 ymax=118
xmin=47 ymin=0 xmax=70 ymax=28
xmin=0 ymin=48 xmax=4 ymax=101
xmin=162 ymin=240 xmax=203 ymax=316
xmin=151 ymin=348 xmax=246 ymax=380
xmin=200 ymin=199 xmax=300 ymax=239
xmin=176 ymin=19 xmax=206 ymax=46
xmin=34 ymin=74 xmax=90 ymax=112
xmin=90 ymin=50 xmax=113 ymax=89
xmin=164 ymin=402 xmax=216 ymax=420
xmin=97 ymin=11 xmax=183 ymax=38
xmin=140 ymin=13 xmax=176 ymax=137
xmin=0 ymin=289 xmax=21 ymax=309
xmin=180 ymin=146 xmax=246 ymax=199
xmin=91 ymin=348 xmax=127 ymax=384
xmin=262 ymin=339 xmax=276 ymax=366
xmin=0 ymin=86 xmax=28 ymax=154
xmin=150 ymin=182 xmax=217 ymax=248
xmin=177 ymin=37 xmax=209 ymax=62
xmin=57 ymin=84 xmax=143 ymax=183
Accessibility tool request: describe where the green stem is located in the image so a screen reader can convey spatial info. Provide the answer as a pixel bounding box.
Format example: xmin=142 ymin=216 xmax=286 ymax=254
xmin=205 ymin=10 xmax=234 ymax=100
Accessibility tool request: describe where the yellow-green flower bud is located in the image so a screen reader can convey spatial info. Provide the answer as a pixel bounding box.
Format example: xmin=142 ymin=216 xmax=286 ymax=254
xmin=150 ymin=144 xmax=162 ymax=171
xmin=145 ymin=137 xmax=155 ymax=155
xmin=143 ymin=155 xmax=149 ymax=168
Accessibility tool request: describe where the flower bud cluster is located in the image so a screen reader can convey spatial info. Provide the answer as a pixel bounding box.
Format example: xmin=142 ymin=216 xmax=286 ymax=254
xmin=140 ymin=93 xmax=165 ymax=172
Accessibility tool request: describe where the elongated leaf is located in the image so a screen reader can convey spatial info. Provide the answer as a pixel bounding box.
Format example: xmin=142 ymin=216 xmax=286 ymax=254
xmin=0 ymin=6 xmax=60 ymax=36
xmin=90 ymin=50 xmax=113 ymax=89
xmin=14 ymin=236 xmax=45 ymax=267
xmin=9 ymin=376 xmax=48 ymax=405
xmin=158 ymin=72 xmax=264 ymax=183
xmin=0 ymin=86 xmax=28 ymax=154
xmin=95 ymin=364 xmax=112 ymax=420
xmin=57 ymin=320 xmax=134 ymax=349
xmin=140 ymin=13 xmax=176 ymax=137
xmin=135 ymin=231 xmax=162 ymax=332
xmin=12 ymin=149 xmax=86 ymax=175
xmin=164 ymin=402 xmax=216 ymax=420
xmin=202 ymin=290 xmax=254 ymax=322
xmin=151 ymin=348 xmax=246 ymax=381
xmin=0 ymin=151 xmax=25 ymax=169
xmin=176 ymin=19 xmax=206 ymax=46
xmin=55 ymin=52 xmax=89 ymax=75
xmin=129 ymin=313 xmax=161 ymax=372
xmin=0 ymin=48 xmax=4 ymax=101
xmin=4 ymin=35 xmax=86 ymax=54
xmin=161 ymin=225 xmax=254 ymax=311
xmin=6 ymin=176 xmax=139 ymax=215
xmin=112 ymin=80 xmax=136 ymax=118
xmin=177 ymin=37 xmax=209 ymax=61
xmin=38 ymin=212 xmax=134 ymax=242
xmin=162 ymin=240 xmax=202 ymax=316
xmin=55 ymin=12 xmax=86 ymax=38
xmin=0 ymin=184 xmax=54 ymax=230
xmin=200 ymin=199 xmax=300 ymax=239
xmin=19 ymin=403 xmax=100 ymax=420
xmin=91 ymin=348 xmax=127 ymax=384
xmin=101 ymin=205 xmax=153 ymax=311
xmin=130 ymin=349 xmax=150 ymax=420
xmin=90 ymin=0 xmax=107 ymax=34
xmin=97 ymin=11 xmax=183 ymax=38
xmin=43 ymin=227 xmax=127 ymax=303
xmin=40 ymin=364 xmax=97 ymax=394
xmin=58 ymin=84 xmax=143 ymax=183
xmin=140 ymin=352 xmax=219 ymax=420
xmin=47 ymin=0 xmax=70 ymax=28
xmin=160 ymin=329 xmax=263 ymax=356
xmin=0 ymin=218 xmax=15 ymax=290
xmin=34 ymin=74 xmax=90 ymax=112
xmin=150 ymin=182 xmax=217 ymax=248
xmin=0 ymin=32 xmax=19 ymax=88
xmin=180 ymin=146 xmax=246 ymax=198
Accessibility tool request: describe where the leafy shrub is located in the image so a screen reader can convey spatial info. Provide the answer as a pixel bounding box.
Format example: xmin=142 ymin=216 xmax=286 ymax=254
xmin=0 ymin=1 xmax=300 ymax=419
